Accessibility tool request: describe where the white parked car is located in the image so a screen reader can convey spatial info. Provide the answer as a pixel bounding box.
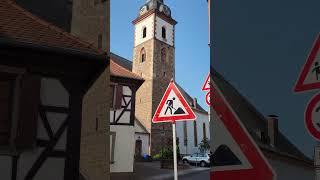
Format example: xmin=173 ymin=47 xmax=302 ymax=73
xmin=182 ymin=153 xmax=210 ymax=167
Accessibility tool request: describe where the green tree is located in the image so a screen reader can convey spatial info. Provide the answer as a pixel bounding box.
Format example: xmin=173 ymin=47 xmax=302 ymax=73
xmin=199 ymin=138 xmax=210 ymax=153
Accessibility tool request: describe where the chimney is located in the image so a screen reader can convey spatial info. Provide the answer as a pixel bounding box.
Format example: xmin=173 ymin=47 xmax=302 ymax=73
xmin=193 ymin=98 xmax=197 ymax=108
xmin=314 ymin=144 xmax=320 ymax=179
xmin=267 ymin=115 xmax=278 ymax=147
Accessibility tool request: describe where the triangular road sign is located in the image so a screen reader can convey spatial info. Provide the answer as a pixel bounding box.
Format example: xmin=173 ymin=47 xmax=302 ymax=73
xmin=152 ymin=80 xmax=196 ymax=123
xmin=202 ymin=73 xmax=211 ymax=91
xmin=294 ymin=34 xmax=320 ymax=93
xmin=210 ymin=84 xmax=275 ymax=180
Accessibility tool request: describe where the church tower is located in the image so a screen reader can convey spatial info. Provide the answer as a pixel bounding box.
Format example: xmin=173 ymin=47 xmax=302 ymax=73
xmin=132 ymin=0 xmax=177 ymax=155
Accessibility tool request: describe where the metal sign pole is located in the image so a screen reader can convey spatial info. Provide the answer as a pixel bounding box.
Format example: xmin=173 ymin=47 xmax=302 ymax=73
xmin=208 ymin=102 xmax=211 ymax=122
xmin=172 ymin=121 xmax=178 ymax=180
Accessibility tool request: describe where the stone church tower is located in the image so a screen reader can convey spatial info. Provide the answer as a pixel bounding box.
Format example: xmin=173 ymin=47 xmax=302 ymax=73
xmin=132 ymin=0 xmax=177 ymax=155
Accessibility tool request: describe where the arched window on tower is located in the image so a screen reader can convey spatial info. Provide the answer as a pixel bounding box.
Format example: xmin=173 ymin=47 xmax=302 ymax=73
xmin=162 ymin=26 xmax=166 ymax=39
xmin=143 ymin=27 xmax=147 ymax=38
xmin=161 ymin=48 xmax=166 ymax=62
xmin=141 ymin=48 xmax=146 ymax=63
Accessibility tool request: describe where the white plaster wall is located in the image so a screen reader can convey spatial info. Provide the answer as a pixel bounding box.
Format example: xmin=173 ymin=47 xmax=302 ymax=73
xmin=40 ymin=78 xmax=69 ymax=107
xmin=110 ymin=125 xmax=135 ymax=173
xmin=176 ymin=111 xmax=210 ymax=155
xmin=155 ymin=16 xmax=174 ymax=46
xmin=134 ymin=14 xmax=155 ymax=47
xmin=134 ymin=120 xmax=150 ymax=156
xmin=110 ymin=85 xmax=132 ymax=124
xmin=0 ymin=78 xmax=68 ymax=180
xmin=17 ymin=148 xmax=65 ymax=180
xmin=268 ymin=157 xmax=315 ymax=180
xmin=134 ymin=133 xmax=150 ymax=156
xmin=19 ymin=78 xmax=67 ymax=180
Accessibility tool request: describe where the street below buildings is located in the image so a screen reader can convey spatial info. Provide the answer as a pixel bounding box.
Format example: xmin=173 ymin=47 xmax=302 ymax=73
xmin=179 ymin=170 xmax=210 ymax=180
xmin=133 ymin=161 xmax=210 ymax=180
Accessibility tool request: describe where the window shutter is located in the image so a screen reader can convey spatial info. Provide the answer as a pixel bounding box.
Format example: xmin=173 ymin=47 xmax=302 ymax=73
xmin=115 ymin=85 xmax=123 ymax=109
xmin=15 ymin=74 xmax=41 ymax=149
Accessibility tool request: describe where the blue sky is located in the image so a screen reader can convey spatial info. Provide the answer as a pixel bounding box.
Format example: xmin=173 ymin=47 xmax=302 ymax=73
xmin=110 ymin=0 xmax=210 ymax=110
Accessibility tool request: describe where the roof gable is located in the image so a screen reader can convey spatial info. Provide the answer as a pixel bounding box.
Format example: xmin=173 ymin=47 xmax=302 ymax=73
xmin=110 ymin=54 xmax=143 ymax=81
xmin=135 ymin=118 xmax=149 ymax=134
xmin=0 ymin=0 xmax=103 ymax=55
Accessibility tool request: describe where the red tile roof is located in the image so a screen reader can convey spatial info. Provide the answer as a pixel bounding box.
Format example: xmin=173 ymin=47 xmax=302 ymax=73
xmin=110 ymin=59 xmax=143 ymax=80
xmin=0 ymin=0 xmax=103 ymax=54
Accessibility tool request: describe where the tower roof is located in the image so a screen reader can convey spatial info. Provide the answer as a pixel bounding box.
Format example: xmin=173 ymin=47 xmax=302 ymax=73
xmin=139 ymin=0 xmax=171 ymax=18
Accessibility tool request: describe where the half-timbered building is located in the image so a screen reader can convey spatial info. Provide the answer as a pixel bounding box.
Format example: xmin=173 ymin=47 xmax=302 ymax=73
xmin=109 ymin=53 xmax=143 ymax=179
xmin=0 ymin=1 xmax=108 ymax=180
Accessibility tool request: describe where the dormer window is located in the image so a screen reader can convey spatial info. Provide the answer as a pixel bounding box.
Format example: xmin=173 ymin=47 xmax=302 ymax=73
xmin=141 ymin=48 xmax=146 ymax=63
xmin=162 ymin=26 xmax=166 ymax=39
xmin=143 ymin=27 xmax=147 ymax=38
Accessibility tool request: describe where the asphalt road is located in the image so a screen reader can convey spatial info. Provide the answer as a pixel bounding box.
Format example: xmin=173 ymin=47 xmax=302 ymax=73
xmin=133 ymin=162 xmax=210 ymax=180
xmin=179 ymin=170 xmax=210 ymax=180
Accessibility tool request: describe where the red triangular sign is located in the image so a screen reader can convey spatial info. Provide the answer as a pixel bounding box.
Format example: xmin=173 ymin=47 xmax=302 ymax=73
xmin=210 ymin=84 xmax=275 ymax=180
xmin=152 ymin=81 xmax=196 ymax=123
xmin=294 ymin=34 xmax=320 ymax=93
xmin=202 ymin=72 xmax=211 ymax=91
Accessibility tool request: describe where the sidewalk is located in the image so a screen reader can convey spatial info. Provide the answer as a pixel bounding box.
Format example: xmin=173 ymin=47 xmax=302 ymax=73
xmin=133 ymin=161 xmax=210 ymax=180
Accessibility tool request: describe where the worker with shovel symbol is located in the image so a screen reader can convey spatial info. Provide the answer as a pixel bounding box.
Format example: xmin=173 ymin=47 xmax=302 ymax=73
xmin=165 ymin=97 xmax=176 ymax=115
xmin=312 ymin=62 xmax=320 ymax=81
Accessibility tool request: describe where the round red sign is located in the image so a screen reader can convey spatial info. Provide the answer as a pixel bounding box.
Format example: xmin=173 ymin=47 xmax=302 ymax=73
xmin=206 ymin=91 xmax=212 ymax=106
xmin=305 ymin=93 xmax=320 ymax=141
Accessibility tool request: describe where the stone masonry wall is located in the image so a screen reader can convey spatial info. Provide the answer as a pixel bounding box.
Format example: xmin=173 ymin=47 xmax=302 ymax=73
xmin=133 ymin=37 xmax=175 ymax=155
xmin=72 ymin=0 xmax=110 ymax=179
xmin=150 ymin=39 xmax=175 ymax=155
xmin=132 ymin=39 xmax=155 ymax=133
xmin=71 ymin=0 xmax=106 ymax=49
xmin=81 ymin=69 xmax=110 ymax=180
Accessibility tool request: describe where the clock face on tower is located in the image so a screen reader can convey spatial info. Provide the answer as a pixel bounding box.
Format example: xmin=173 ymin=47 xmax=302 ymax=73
xmin=140 ymin=5 xmax=148 ymax=15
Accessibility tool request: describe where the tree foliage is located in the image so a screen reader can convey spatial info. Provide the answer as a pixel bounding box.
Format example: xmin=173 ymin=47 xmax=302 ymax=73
xmin=199 ymin=138 xmax=210 ymax=153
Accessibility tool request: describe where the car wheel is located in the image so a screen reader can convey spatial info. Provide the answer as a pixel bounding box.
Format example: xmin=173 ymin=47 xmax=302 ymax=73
xmin=200 ymin=161 xmax=206 ymax=167
xmin=183 ymin=159 xmax=188 ymax=164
